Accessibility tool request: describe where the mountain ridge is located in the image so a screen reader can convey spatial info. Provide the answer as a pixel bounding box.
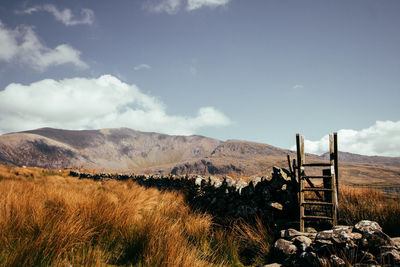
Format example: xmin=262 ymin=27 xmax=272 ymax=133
xmin=1 ymin=127 xmax=400 ymax=188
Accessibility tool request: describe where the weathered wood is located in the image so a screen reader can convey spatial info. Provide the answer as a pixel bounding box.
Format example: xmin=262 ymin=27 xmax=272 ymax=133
xmin=322 ymin=169 xmax=332 ymax=203
xmin=330 ymin=134 xmax=338 ymax=225
xmin=304 ymin=177 xmax=323 ymax=200
xmin=296 ymin=133 xmax=339 ymax=232
xmin=302 ymin=188 xmax=333 ymax=192
xmin=303 ymin=175 xmax=332 ymax=179
xmin=301 ymin=215 xmax=334 ymax=220
xmin=302 ymin=163 xmax=331 ymax=167
xmin=296 ymin=134 xmax=305 ymax=232
xmin=334 ymin=132 xmax=339 ymax=201
xmin=302 ymin=201 xmax=333 ymax=206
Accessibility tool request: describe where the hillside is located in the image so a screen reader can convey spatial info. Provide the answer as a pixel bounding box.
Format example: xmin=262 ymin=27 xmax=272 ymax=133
xmin=0 ymin=127 xmax=221 ymax=170
xmin=1 ymin=127 xmax=400 ymax=189
xmin=321 ymin=151 xmax=400 ymax=168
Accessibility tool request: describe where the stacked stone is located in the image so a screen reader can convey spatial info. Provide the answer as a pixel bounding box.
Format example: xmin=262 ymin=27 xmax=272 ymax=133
xmin=69 ymin=166 xmax=299 ymax=220
xmin=274 ymin=220 xmax=400 ymax=266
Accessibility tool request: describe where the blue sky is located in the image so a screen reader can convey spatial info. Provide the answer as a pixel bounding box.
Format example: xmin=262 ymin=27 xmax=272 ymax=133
xmin=0 ymin=0 xmax=399 ymax=156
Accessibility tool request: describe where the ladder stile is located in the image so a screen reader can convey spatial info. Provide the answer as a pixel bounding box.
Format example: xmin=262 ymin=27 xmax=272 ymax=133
xmin=297 ymin=133 xmax=338 ymax=232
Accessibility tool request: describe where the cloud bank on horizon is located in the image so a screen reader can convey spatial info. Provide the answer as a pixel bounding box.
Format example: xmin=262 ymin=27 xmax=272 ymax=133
xmin=293 ymin=121 xmax=400 ymax=157
xmin=0 ymin=20 xmax=87 ymax=71
xmin=0 ymin=75 xmax=231 ymax=135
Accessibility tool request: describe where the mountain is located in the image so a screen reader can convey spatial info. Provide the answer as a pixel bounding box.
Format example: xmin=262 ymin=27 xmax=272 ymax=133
xmin=321 ymin=151 xmax=400 ymax=168
xmin=0 ymin=128 xmax=221 ymax=170
xmin=1 ymin=127 xmax=400 ymax=189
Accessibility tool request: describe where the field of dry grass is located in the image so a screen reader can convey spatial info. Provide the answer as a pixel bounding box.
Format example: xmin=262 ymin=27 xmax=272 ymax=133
xmin=0 ymin=165 xmax=399 ymax=266
xmin=338 ymin=186 xmax=400 ymax=237
xmin=0 ymin=166 xmax=272 ymax=267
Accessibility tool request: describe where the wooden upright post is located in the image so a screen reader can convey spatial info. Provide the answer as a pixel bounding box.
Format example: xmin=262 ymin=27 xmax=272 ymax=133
xmin=297 ymin=134 xmax=305 ymax=232
xmin=329 ymin=134 xmax=338 ymax=225
xmin=334 ymin=132 xmax=339 ymax=200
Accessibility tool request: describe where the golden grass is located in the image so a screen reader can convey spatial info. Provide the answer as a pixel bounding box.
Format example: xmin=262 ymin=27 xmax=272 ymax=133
xmin=1 ymin=165 xmax=399 ymax=266
xmin=0 ymin=165 xmax=244 ymax=266
xmin=338 ymin=185 xmax=400 ymax=236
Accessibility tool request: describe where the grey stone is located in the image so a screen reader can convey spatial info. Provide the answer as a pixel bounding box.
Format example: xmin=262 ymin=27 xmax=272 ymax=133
xmin=305 ymin=227 xmax=317 ymax=233
xmin=333 ymin=225 xmax=353 ymax=232
xmin=330 ymin=255 xmax=345 ymax=266
xmin=281 ymin=228 xmax=317 ymax=240
xmin=251 ymin=176 xmax=262 ymax=187
xmin=316 ymin=230 xmax=333 ymax=240
xmin=392 ymin=237 xmax=400 ymax=249
xmin=355 ymin=221 xmax=393 ymax=251
xmin=274 ymin=238 xmax=297 ymax=256
xmin=355 ymin=220 xmax=382 ymax=234
xmin=293 ymin=235 xmax=312 ymax=251
xmin=268 ymin=201 xmax=283 ymax=211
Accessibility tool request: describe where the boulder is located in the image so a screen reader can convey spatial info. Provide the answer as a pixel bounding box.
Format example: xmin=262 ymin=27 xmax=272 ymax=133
xmin=305 ymin=227 xmax=317 ymax=233
xmin=354 ymin=220 xmax=383 ymax=234
xmin=316 ymin=230 xmax=333 ymax=240
xmin=292 ymin=235 xmax=312 ymax=251
xmin=274 ymin=239 xmax=297 ymax=257
xmin=354 ymin=220 xmax=393 ymax=252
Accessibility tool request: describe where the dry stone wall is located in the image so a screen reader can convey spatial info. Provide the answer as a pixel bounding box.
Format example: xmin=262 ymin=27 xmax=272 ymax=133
xmin=69 ymin=167 xmax=298 ymax=221
xmin=275 ymin=220 xmax=400 ymax=266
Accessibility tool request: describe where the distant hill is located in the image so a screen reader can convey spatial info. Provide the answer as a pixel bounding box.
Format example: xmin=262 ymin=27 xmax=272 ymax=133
xmin=0 ymin=128 xmax=221 ymax=170
xmin=1 ymin=127 xmax=400 ymax=189
xmin=321 ymin=151 xmax=400 ymax=168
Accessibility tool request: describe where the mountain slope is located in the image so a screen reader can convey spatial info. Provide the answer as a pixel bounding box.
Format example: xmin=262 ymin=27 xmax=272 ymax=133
xmin=0 ymin=128 xmax=221 ymax=170
xmin=321 ymin=151 xmax=400 ymax=168
xmin=1 ymin=127 xmax=400 ymax=189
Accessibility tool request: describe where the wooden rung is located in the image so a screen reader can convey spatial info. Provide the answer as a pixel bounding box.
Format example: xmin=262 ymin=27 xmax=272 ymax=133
xmin=302 ymin=175 xmax=332 ymax=179
xmin=302 ymin=188 xmax=332 ymax=192
xmin=302 ymin=216 xmax=334 ymax=221
xmin=302 ymin=201 xmax=333 ymax=206
xmin=302 ymin=163 xmax=331 ymax=167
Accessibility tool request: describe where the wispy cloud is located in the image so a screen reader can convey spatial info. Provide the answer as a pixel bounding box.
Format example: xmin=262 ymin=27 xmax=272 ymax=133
xmin=292 ymin=84 xmax=304 ymax=89
xmin=291 ymin=121 xmax=400 ymax=157
xmin=146 ymin=0 xmax=231 ymax=14
xmin=18 ymin=4 xmax=94 ymax=26
xmin=0 ymin=21 xmax=88 ymax=71
xmin=134 ymin=64 xmax=152 ymax=71
xmin=187 ymin=0 xmax=231 ymax=11
xmin=0 ymin=75 xmax=231 ymax=135
xmin=146 ymin=0 xmax=182 ymax=14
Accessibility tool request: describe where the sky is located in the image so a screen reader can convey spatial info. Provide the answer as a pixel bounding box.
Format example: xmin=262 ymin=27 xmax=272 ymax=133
xmin=0 ymin=0 xmax=399 ymax=156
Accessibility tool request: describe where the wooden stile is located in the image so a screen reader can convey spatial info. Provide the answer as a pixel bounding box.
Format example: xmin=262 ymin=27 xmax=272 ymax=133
xmin=296 ymin=133 xmax=338 ymax=232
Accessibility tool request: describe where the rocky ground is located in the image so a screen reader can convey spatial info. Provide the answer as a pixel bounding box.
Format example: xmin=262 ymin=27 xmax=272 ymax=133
xmin=274 ymin=220 xmax=400 ymax=266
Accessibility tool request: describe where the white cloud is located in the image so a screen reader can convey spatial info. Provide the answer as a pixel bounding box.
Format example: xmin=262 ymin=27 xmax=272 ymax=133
xmin=292 ymin=84 xmax=304 ymax=89
xmin=187 ymin=0 xmax=230 ymax=10
xmin=134 ymin=64 xmax=152 ymax=71
xmin=292 ymin=121 xmax=400 ymax=157
xmin=0 ymin=75 xmax=231 ymax=135
xmin=0 ymin=21 xmax=87 ymax=71
xmin=146 ymin=0 xmax=230 ymax=13
xmin=19 ymin=4 xmax=94 ymax=26
xmin=146 ymin=0 xmax=182 ymax=14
